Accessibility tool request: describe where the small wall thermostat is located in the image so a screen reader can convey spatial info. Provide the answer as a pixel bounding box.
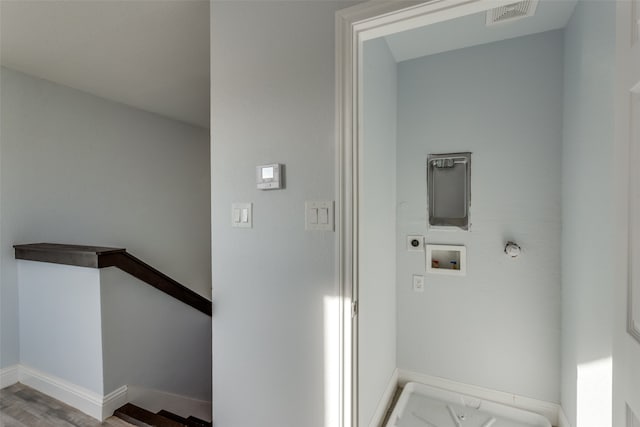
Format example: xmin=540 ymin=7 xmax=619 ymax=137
xmin=256 ymin=163 xmax=283 ymax=190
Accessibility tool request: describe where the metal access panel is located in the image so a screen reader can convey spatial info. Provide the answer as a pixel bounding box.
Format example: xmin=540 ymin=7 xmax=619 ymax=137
xmin=427 ymin=152 xmax=471 ymax=230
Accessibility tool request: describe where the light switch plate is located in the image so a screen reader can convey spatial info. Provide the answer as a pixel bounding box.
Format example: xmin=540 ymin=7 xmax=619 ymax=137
xmin=232 ymin=203 xmax=252 ymax=228
xmin=306 ymin=201 xmax=334 ymax=231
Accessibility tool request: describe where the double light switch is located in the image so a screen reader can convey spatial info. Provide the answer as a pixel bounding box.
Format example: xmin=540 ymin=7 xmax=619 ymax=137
xmin=306 ymin=201 xmax=333 ymax=231
xmin=232 ymin=203 xmax=252 ymax=228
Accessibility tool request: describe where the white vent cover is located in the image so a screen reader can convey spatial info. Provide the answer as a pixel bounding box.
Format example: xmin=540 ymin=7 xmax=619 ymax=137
xmin=486 ymin=0 xmax=539 ymax=26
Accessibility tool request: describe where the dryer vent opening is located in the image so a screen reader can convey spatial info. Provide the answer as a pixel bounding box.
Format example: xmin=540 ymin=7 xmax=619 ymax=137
xmin=486 ymin=0 xmax=539 ymax=26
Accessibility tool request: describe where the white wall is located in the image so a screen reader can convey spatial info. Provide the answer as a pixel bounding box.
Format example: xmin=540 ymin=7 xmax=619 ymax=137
xmin=561 ymin=2 xmax=616 ymax=426
xmin=0 ymin=67 xmax=211 ymax=369
xmin=18 ymin=261 xmax=104 ymax=393
xmin=17 ymin=261 xmax=210 ymax=410
xmin=360 ymin=38 xmax=397 ymax=426
xmin=396 ymin=30 xmax=564 ymax=403
xmin=100 ymin=267 xmax=211 ymax=400
xmin=210 ymin=2 xmax=351 ymax=426
xmin=613 ymin=2 xmax=640 ymax=426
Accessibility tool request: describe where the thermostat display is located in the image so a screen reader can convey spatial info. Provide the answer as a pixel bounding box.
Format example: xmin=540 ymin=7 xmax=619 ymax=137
xmin=256 ymin=163 xmax=282 ymax=190
xmin=261 ymin=167 xmax=274 ymax=179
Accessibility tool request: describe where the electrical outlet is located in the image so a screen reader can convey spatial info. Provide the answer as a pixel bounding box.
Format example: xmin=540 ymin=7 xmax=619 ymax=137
xmin=412 ymin=275 xmax=425 ymax=292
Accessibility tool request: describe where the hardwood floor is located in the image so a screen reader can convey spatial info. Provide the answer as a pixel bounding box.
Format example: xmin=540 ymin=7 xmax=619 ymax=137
xmin=0 ymin=383 xmax=133 ymax=426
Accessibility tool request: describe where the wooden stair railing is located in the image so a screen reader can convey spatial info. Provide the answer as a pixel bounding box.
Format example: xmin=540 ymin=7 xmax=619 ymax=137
xmin=13 ymin=243 xmax=211 ymax=316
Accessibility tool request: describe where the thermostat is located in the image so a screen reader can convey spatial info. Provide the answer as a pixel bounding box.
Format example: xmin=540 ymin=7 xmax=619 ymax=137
xmin=256 ymin=163 xmax=283 ymax=190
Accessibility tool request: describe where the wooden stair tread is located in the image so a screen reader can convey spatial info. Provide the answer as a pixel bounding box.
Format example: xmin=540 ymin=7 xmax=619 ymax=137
xmin=114 ymin=403 xmax=187 ymax=427
xmin=187 ymin=415 xmax=212 ymax=427
xmin=157 ymin=410 xmax=189 ymax=424
xmin=187 ymin=416 xmax=211 ymax=427
xmin=155 ymin=411 xmax=211 ymax=427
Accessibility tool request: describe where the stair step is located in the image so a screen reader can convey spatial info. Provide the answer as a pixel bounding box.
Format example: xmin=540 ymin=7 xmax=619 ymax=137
xmin=187 ymin=415 xmax=212 ymax=427
xmin=114 ymin=403 xmax=187 ymax=427
xmin=157 ymin=410 xmax=189 ymax=424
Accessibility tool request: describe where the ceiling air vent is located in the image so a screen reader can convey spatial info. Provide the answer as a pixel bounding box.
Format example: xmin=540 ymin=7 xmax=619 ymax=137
xmin=486 ymin=0 xmax=539 ymax=26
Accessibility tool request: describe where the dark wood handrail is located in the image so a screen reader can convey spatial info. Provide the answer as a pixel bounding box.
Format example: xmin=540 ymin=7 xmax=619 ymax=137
xmin=13 ymin=243 xmax=211 ymax=316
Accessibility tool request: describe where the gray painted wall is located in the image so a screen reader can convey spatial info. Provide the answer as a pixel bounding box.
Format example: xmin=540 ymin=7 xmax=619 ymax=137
xmin=613 ymin=2 xmax=640 ymax=426
xmin=396 ymin=30 xmax=564 ymax=403
xmin=0 ymin=67 xmax=211 ymax=369
xmin=561 ymin=2 xmax=615 ymax=426
xmin=18 ymin=261 xmax=104 ymax=393
xmin=210 ymin=2 xmax=350 ymax=425
xmin=360 ymin=38 xmax=397 ymax=426
xmin=17 ymin=261 xmax=211 ymax=401
xmin=101 ymin=267 xmax=211 ymax=399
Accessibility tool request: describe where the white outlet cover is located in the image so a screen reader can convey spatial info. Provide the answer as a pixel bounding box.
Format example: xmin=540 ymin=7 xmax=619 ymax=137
xmin=412 ymin=275 xmax=425 ymax=292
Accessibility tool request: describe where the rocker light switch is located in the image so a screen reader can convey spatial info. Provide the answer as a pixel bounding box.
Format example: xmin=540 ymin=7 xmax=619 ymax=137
xmin=232 ymin=203 xmax=252 ymax=228
xmin=306 ymin=201 xmax=333 ymax=231
xmin=308 ymin=208 xmax=318 ymax=224
xmin=318 ymin=208 xmax=329 ymax=224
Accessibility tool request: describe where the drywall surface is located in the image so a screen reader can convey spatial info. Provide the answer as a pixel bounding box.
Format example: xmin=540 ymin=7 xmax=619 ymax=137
xmin=396 ymin=30 xmax=563 ymax=403
xmin=211 ymin=2 xmax=350 ymax=426
xmin=16 ymin=261 xmax=211 ymax=402
xmin=18 ymin=261 xmax=104 ymax=393
xmin=561 ymin=2 xmax=615 ymax=426
xmin=360 ymin=37 xmax=398 ymax=427
xmin=0 ymin=67 xmax=211 ymax=368
xmin=613 ymin=1 xmax=640 ymax=426
xmin=100 ymin=267 xmax=211 ymax=399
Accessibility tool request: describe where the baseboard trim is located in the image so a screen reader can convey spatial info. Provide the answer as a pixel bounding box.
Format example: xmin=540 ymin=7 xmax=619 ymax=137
xmin=127 ymin=385 xmax=212 ymax=422
xmin=0 ymin=365 xmax=20 ymax=389
xmin=397 ymin=369 xmax=560 ymax=426
xmin=15 ymin=365 xmax=127 ymax=421
xmin=1 ymin=365 xmax=211 ymax=422
xmin=369 ymin=368 xmax=399 ymax=427
xmin=558 ymin=406 xmax=571 ymax=427
xmin=101 ymin=384 xmax=130 ymax=420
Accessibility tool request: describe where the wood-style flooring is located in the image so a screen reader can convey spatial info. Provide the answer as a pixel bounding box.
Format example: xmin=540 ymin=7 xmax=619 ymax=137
xmin=0 ymin=383 xmax=134 ymax=427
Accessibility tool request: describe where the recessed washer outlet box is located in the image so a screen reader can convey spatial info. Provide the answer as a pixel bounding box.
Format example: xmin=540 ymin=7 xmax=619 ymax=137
xmin=486 ymin=0 xmax=539 ymax=26
xmin=426 ymin=244 xmax=467 ymax=276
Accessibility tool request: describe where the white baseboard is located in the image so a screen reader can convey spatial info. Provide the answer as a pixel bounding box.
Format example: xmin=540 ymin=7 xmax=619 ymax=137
xmin=18 ymin=364 xmax=127 ymax=421
xmin=101 ymin=385 xmax=130 ymax=420
xmin=370 ymin=368 xmax=399 ymax=427
xmin=1 ymin=365 xmax=211 ymax=422
xmin=558 ymin=406 xmax=571 ymax=427
xmin=0 ymin=365 xmax=20 ymax=388
xmin=397 ymin=369 xmax=561 ymax=426
xmin=127 ymin=385 xmax=212 ymax=422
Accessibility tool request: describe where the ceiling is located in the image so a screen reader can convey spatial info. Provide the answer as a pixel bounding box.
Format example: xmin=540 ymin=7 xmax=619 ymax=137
xmin=1 ymin=0 xmax=210 ymax=128
xmin=385 ymin=0 xmax=578 ymax=63
xmin=0 ymin=0 xmax=576 ymax=128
